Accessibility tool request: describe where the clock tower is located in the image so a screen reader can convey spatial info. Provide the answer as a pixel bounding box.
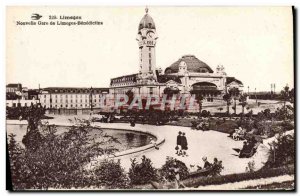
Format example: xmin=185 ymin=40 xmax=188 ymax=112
xmin=136 ymin=8 xmax=158 ymax=84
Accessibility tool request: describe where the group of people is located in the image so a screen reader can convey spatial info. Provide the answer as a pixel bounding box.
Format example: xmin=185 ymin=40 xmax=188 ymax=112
xmin=197 ymin=157 xmax=218 ymax=170
xmin=191 ymin=120 xmax=210 ymax=131
xmin=175 ymin=131 xmax=188 ymax=157
xmin=238 ymin=137 xmax=259 ymax=158
xmin=192 ymin=157 xmax=223 ymax=177
xmin=229 ymin=126 xmax=246 ymax=140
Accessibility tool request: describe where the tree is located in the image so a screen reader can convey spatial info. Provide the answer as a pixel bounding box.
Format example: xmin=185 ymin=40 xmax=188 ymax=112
xmin=239 ymin=94 xmax=248 ymax=115
xmin=195 ymin=94 xmax=204 ymax=118
xmin=7 ymin=133 xmax=25 ymax=189
xmin=126 ymin=90 xmax=134 ymax=105
xmin=228 ymin=88 xmax=240 ymax=114
xmin=160 ymin=156 xmax=189 ymax=182
xmin=94 ymin=159 xmax=129 ymax=189
xmin=22 ymin=104 xmax=45 ymax=151
xmin=289 ymin=88 xmax=294 ymax=108
xmin=280 ymin=85 xmax=290 ymax=110
xmin=128 ymin=155 xmax=158 ymax=185
xmin=223 ymin=93 xmax=231 ymax=115
xmin=8 ymin=119 xmax=121 ymax=190
xmin=268 ymin=133 xmax=295 ymax=168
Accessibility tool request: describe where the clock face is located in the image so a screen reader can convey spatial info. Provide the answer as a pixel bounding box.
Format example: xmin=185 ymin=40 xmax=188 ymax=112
xmin=147 ymin=31 xmax=155 ymax=39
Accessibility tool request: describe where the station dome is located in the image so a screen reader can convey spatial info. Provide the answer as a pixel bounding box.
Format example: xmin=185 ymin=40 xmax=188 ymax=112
xmin=138 ymin=8 xmax=156 ymax=31
xmin=165 ymin=55 xmax=214 ymax=74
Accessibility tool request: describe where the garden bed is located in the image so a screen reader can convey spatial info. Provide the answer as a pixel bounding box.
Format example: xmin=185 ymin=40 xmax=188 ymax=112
xmin=132 ymin=165 xmax=294 ymax=190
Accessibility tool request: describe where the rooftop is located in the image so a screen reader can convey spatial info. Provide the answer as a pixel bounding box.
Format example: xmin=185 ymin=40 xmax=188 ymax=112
xmin=165 ymin=55 xmax=214 ymax=74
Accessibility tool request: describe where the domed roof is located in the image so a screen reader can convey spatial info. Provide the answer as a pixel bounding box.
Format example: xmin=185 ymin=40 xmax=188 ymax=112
xmin=138 ymin=8 xmax=156 ymax=31
xmin=165 ymin=55 xmax=214 ymax=74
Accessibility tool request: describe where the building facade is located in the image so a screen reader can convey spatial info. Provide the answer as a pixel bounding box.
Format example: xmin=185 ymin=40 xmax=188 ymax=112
xmin=6 ymin=83 xmax=22 ymax=93
xmin=6 ymin=99 xmax=39 ymax=108
xmin=7 ymin=8 xmax=243 ymax=113
xmin=109 ymin=8 xmax=243 ymax=107
xmin=38 ymin=87 xmax=109 ymax=109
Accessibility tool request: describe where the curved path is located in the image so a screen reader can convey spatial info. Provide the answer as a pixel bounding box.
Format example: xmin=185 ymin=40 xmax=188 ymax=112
xmin=7 ymin=114 xmax=275 ymax=175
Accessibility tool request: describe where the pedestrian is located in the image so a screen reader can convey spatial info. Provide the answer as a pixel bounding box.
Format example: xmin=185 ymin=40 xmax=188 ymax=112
xmin=150 ymin=137 xmax=159 ymax=150
xmin=176 ymin=131 xmax=182 ymax=155
xmin=130 ymin=119 xmax=135 ymax=127
xmin=181 ymin=132 xmax=188 ymax=157
xmin=202 ymin=156 xmax=212 ymax=169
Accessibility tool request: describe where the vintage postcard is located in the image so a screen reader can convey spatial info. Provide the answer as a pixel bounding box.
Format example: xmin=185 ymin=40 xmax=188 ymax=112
xmin=6 ymin=6 xmax=294 ymax=191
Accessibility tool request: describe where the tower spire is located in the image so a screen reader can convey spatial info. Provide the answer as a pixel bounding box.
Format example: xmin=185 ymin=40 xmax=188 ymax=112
xmin=136 ymin=6 xmax=157 ymax=84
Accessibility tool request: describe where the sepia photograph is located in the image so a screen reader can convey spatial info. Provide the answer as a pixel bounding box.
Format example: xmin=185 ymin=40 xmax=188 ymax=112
xmin=5 ymin=6 xmax=295 ymax=191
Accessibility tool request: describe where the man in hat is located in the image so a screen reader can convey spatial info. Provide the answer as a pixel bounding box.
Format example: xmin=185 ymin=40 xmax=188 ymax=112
xmin=176 ymin=131 xmax=182 ymax=155
xmin=181 ymin=132 xmax=188 ymax=157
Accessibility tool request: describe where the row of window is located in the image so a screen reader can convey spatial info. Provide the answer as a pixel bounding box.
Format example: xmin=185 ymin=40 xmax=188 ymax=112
xmin=112 ymin=76 xmax=135 ymax=84
xmin=112 ymin=82 xmax=135 ymax=87
xmin=206 ymin=97 xmax=214 ymax=102
xmin=49 ymin=104 xmax=91 ymax=108
xmin=44 ymin=99 xmax=103 ymax=103
xmin=10 ymin=103 xmax=22 ymax=107
xmin=41 ymin=94 xmax=104 ymax=99
xmin=47 ymin=89 xmax=106 ymax=94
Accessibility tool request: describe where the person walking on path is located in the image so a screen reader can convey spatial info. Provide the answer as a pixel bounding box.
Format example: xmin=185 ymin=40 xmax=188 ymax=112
xmin=181 ymin=132 xmax=188 ymax=157
xmin=176 ymin=131 xmax=182 ymax=155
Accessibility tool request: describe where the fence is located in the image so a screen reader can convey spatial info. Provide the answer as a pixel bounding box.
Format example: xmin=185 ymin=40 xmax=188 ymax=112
xmin=46 ymin=108 xmax=104 ymax=115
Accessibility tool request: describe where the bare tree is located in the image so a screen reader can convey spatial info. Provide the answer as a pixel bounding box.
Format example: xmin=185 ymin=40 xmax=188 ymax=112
xmin=228 ymin=88 xmax=240 ymax=114
xmin=223 ymin=93 xmax=231 ymax=115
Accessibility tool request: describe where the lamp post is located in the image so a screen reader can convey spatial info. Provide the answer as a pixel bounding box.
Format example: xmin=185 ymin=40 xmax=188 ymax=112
xmin=100 ymin=91 xmax=108 ymax=112
xmin=38 ymin=84 xmax=41 ymax=104
xmin=255 ymin=88 xmax=257 ymax=104
xmin=271 ymin=84 xmax=273 ymax=94
xmin=90 ymin=86 xmax=93 ymax=112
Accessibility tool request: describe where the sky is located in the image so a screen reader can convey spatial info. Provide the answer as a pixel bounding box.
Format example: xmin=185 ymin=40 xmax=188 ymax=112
xmin=6 ymin=6 xmax=294 ymax=92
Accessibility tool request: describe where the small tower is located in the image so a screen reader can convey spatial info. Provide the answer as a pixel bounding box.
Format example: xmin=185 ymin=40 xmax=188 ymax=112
xmin=136 ymin=7 xmax=158 ymax=84
xmin=178 ymin=61 xmax=188 ymax=75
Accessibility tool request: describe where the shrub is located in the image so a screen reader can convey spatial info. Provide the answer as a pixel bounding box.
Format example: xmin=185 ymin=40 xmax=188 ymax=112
xmin=214 ymin=112 xmax=229 ymax=118
xmin=182 ymin=165 xmax=294 ymax=188
xmin=280 ymin=121 xmax=294 ymax=131
xmin=128 ymin=155 xmax=158 ymax=185
xmin=160 ymin=156 xmax=189 ymax=182
xmin=7 ymin=133 xmax=26 ymax=189
xmin=268 ymin=132 xmax=295 ymax=168
xmin=7 ymin=119 xmax=120 ymax=190
xmin=245 ymin=160 xmax=255 ymax=173
xmin=6 ymin=104 xmax=46 ymax=120
xmin=94 ymin=159 xmax=129 ymax=189
xmin=201 ymin=110 xmax=211 ymax=118
xmin=274 ymin=105 xmax=294 ymax=121
xmin=210 ymin=159 xmax=224 ymax=176
xmin=246 ymin=110 xmax=253 ymax=118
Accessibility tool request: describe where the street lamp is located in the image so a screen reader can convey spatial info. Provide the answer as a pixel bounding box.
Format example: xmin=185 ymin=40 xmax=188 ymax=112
xmin=90 ymin=86 xmax=93 ymax=112
xmin=255 ymin=88 xmax=257 ymax=104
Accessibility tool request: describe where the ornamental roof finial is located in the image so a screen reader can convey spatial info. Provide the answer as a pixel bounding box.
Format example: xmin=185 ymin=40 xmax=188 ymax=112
xmin=145 ymin=7 xmax=149 ymax=14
